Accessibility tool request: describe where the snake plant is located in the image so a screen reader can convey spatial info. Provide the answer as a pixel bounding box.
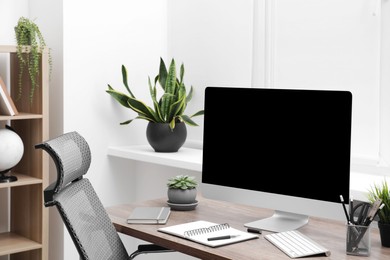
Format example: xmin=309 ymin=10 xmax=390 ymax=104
xmin=106 ymin=58 xmax=204 ymax=130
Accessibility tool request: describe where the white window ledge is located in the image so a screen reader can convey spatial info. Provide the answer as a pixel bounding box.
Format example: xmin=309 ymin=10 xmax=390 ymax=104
xmin=107 ymin=145 xmax=202 ymax=172
xmin=107 ymin=145 xmax=387 ymax=202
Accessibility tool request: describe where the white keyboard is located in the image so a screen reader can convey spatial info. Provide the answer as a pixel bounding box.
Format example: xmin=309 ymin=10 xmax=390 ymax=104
xmin=265 ymin=230 xmax=331 ymax=258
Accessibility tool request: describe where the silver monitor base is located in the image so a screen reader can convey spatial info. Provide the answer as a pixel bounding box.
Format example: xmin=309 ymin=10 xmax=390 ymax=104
xmin=244 ymin=210 xmax=309 ymax=233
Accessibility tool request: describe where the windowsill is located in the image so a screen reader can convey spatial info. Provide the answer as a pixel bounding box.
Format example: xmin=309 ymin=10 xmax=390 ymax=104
xmin=107 ymin=145 xmax=387 ymax=202
xmin=107 ymin=145 xmax=202 ymax=172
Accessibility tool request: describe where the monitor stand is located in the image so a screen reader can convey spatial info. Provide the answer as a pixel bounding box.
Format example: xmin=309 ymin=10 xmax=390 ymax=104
xmin=244 ymin=210 xmax=309 ymax=233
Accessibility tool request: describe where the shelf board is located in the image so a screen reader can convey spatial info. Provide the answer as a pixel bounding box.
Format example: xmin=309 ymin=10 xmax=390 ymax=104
xmin=0 ymin=173 xmax=42 ymax=189
xmin=107 ymin=145 xmax=202 ymax=171
xmin=0 ymin=45 xmax=48 ymax=54
xmin=0 ymin=112 xmax=43 ymax=120
xmin=0 ymin=232 xmax=42 ymax=256
xmin=0 ymin=45 xmax=17 ymax=53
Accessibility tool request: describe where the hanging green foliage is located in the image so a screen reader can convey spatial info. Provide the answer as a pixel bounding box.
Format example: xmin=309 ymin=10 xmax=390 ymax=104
xmin=14 ymin=17 xmax=52 ymax=104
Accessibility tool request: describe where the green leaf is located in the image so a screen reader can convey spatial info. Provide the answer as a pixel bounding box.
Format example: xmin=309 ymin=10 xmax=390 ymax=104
xmin=106 ymin=88 xmax=132 ymax=108
xmin=119 ymin=119 xmax=134 ymax=125
xmin=161 ymin=59 xmax=177 ymax=120
xmin=180 ymin=115 xmax=199 ymax=126
xmin=121 ymin=65 xmax=135 ymax=98
xmin=120 ymin=115 xmax=154 ymax=125
xmin=148 ymin=76 xmax=164 ymax=122
xmin=179 ymin=62 xmax=185 ymax=84
xmin=127 ymin=97 xmax=159 ymax=122
xmin=169 ymin=119 xmax=176 ymax=130
xmin=158 ymin=57 xmax=168 ymax=90
xmin=190 ymin=110 xmax=205 ymax=117
xmin=149 ymin=76 xmax=157 ymax=104
xmin=176 ymin=83 xmax=187 ymax=115
xmin=168 ymin=96 xmax=186 ymax=123
xmin=186 ymin=86 xmax=194 ymax=104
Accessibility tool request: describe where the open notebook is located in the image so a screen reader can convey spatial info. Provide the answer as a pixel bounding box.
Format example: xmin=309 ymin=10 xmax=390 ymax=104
xmin=158 ymin=220 xmax=259 ymax=247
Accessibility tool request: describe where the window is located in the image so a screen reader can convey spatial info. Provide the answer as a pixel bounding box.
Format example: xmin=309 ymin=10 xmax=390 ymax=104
xmin=252 ymin=0 xmax=390 ymax=180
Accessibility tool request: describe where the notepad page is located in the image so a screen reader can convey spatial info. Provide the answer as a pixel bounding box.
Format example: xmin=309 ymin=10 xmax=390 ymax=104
xmin=158 ymin=220 xmax=259 ymax=247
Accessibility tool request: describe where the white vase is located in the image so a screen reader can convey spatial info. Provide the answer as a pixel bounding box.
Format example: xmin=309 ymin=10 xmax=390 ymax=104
xmin=0 ymin=126 xmax=24 ymax=182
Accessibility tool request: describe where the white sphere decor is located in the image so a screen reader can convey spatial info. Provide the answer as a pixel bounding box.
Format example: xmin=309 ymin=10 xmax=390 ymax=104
xmin=0 ymin=128 xmax=24 ymax=173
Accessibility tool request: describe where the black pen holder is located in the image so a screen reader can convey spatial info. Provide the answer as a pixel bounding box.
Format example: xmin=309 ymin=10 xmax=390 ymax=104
xmin=346 ymin=223 xmax=371 ymax=256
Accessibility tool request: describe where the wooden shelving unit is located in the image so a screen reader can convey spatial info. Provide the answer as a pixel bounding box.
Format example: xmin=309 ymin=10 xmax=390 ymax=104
xmin=0 ymin=45 xmax=49 ymax=260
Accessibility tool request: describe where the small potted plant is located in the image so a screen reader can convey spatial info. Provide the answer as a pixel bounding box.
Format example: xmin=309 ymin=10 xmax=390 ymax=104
xmin=106 ymin=58 xmax=204 ymax=152
xmin=367 ymin=179 xmax=390 ymax=247
xmin=167 ymin=175 xmax=198 ymax=205
xmin=14 ymin=17 xmax=52 ymax=104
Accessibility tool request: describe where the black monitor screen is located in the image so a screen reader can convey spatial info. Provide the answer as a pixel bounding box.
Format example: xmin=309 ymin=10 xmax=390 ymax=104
xmin=202 ymin=87 xmax=352 ymax=212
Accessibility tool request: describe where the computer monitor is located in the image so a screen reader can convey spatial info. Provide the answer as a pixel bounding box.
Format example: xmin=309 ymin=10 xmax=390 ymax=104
xmin=201 ymin=86 xmax=352 ymax=233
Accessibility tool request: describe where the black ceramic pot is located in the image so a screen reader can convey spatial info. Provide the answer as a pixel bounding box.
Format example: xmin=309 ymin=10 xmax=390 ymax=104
xmin=146 ymin=122 xmax=187 ymax=152
xmin=378 ymin=221 xmax=390 ymax=247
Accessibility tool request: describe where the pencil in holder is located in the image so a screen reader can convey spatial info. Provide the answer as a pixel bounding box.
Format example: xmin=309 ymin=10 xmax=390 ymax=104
xmin=346 ymin=223 xmax=371 ymax=256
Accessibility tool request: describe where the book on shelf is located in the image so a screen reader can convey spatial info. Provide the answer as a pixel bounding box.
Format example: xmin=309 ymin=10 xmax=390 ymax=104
xmin=0 ymin=76 xmax=18 ymax=116
xmin=158 ymin=220 xmax=259 ymax=247
xmin=127 ymin=206 xmax=171 ymax=224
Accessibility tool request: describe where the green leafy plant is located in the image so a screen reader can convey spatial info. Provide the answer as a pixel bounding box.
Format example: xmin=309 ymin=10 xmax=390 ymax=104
xmin=106 ymin=58 xmax=204 ymax=130
xmin=367 ymin=179 xmax=390 ymax=224
xmin=167 ymin=175 xmax=198 ymax=190
xmin=14 ymin=17 xmax=52 ymax=103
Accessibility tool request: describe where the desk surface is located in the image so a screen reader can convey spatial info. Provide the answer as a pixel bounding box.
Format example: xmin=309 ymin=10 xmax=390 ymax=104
xmin=107 ymin=196 xmax=390 ymax=260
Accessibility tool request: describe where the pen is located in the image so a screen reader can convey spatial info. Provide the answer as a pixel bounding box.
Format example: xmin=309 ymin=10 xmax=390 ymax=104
xmin=207 ymin=235 xmax=240 ymax=241
xmin=367 ymin=203 xmax=386 ymax=227
xmin=340 ymin=195 xmax=350 ymax=224
xmin=377 ymin=203 xmax=385 ymax=213
xmin=356 ymin=203 xmax=370 ymax=225
xmin=353 ymin=200 xmax=384 ymax=248
xmin=363 ymin=199 xmax=382 ymax=226
xmin=349 ymin=196 xmax=354 ymax=224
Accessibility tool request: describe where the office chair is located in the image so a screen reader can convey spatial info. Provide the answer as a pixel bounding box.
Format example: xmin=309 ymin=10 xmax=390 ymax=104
xmin=35 ymin=131 xmax=174 ymax=259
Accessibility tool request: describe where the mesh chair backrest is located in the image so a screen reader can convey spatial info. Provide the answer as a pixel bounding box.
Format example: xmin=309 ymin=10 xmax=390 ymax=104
xmin=36 ymin=131 xmax=129 ymax=260
xmin=36 ymin=131 xmax=91 ymax=204
xmin=55 ymin=177 xmax=129 ymax=260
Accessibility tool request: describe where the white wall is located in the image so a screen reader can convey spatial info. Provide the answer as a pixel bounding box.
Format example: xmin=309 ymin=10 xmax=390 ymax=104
xmin=62 ymin=1 xmax=191 ymax=259
xmin=167 ymin=0 xmax=254 ymax=142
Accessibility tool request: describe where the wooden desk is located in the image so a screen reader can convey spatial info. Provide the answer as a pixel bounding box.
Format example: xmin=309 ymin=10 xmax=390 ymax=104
xmin=106 ymin=196 xmax=390 ymax=259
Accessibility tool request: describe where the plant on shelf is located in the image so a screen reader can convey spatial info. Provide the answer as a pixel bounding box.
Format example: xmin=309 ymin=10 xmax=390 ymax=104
xmin=167 ymin=175 xmax=198 ymax=205
xmin=106 ymin=57 xmax=204 ymax=130
xmin=167 ymin=174 xmax=198 ymax=190
xmin=14 ymin=16 xmax=52 ymax=103
xmin=367 ymin=179 xmax=390 ymax=247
